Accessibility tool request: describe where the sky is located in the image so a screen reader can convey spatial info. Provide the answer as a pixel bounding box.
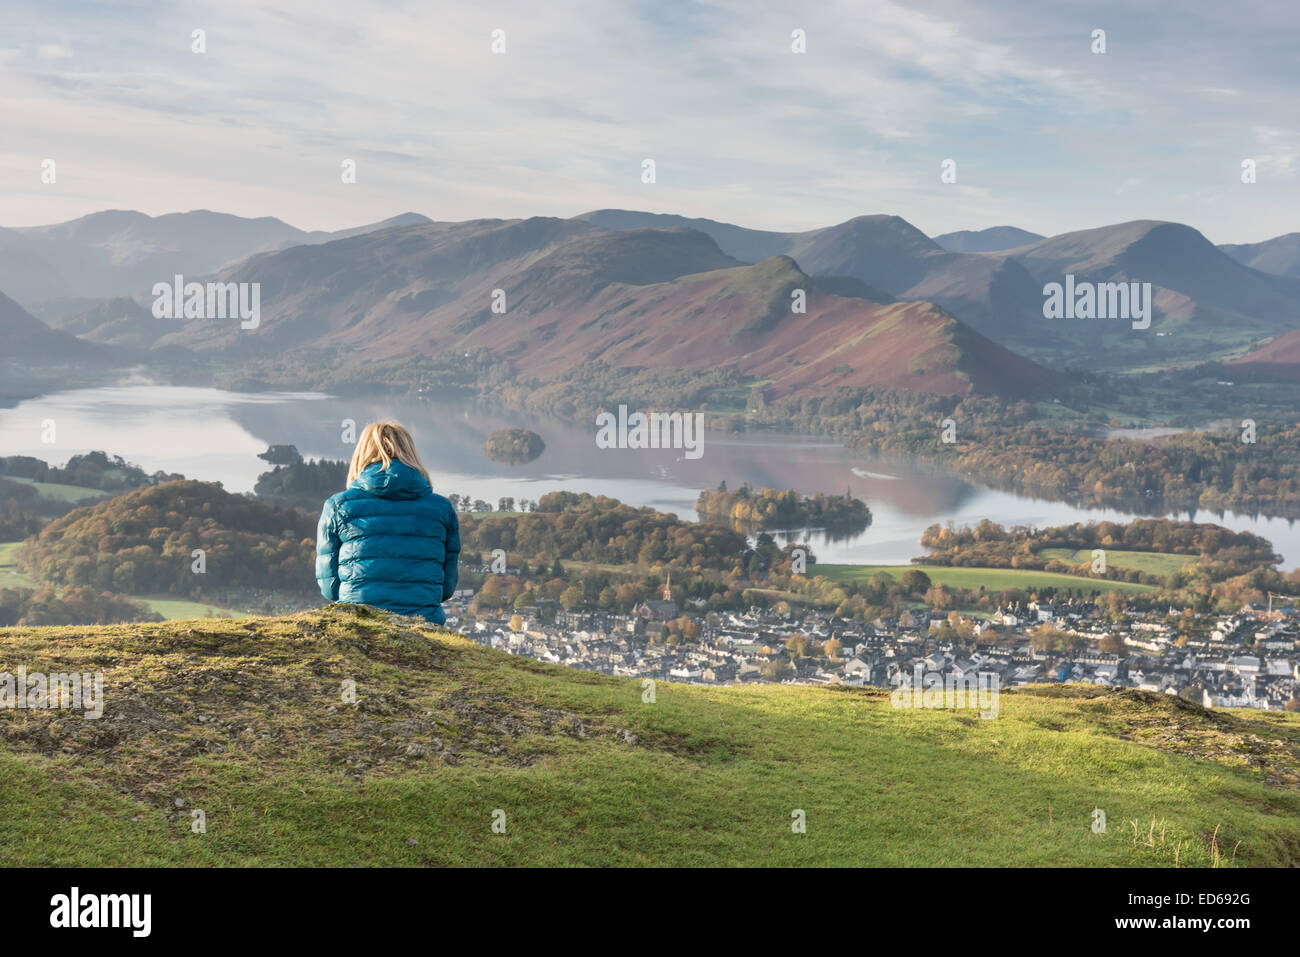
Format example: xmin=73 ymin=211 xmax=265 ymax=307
xmin=0 ymin=0 xmax=1295 ymax=244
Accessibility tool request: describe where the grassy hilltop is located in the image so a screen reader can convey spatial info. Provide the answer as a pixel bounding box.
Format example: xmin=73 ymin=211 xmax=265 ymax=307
xmin=1 ymin=605 xmax=1298 ymax=867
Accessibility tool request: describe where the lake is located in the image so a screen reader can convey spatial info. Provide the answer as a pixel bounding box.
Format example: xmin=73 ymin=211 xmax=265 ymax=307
xmin=3 ymin=382 xmax=1298 ymax=569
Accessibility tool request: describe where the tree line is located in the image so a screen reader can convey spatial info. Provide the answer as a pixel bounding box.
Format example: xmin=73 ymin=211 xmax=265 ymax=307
xmin=0 ymin=585 xmax=159 ymax=627
xmin=0 ymin=451 xmax=183 ymax=492
xmin=15 ymin=479 xmax=1298 ymax=630
xmin=754 ymin=387 xmax=1300 ymax=518
xmin=21 ymin=481 xmax=316 ymax=598
xmin=919 ymin=518 xmax=1279 ymax=583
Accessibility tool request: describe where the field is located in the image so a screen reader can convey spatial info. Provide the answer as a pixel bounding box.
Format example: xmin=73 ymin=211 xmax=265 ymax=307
xmin=131 ymin=595 xmax=237 ymax=620
xmin=0 ymin=475 xmax=110 ymax=503
xmin=0 ymin=605 xmax=1296 ymax=866
xmin=561 ymin=560 xmax=1154 ymax=602
xmin=817 ymin=563 xmax=1157 ymax=595
xmin=0 ymin=541 xmax=237 ymax=619
xmin=1035 ymin=548 xmax=1194 ymax=580
xmin=0 ymin=542 xmax=37 ymax=589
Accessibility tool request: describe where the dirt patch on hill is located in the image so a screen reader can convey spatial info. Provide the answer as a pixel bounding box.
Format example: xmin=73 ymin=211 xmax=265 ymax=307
xmin=1019 ymin=686 xmax=1300 ymax=789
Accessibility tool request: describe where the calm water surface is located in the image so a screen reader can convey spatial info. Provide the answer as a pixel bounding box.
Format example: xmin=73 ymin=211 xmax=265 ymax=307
xmin=2 ymin=383 xmax=1297 ymax=569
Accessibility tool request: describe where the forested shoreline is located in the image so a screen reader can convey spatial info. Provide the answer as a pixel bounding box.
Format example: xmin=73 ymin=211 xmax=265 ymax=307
xmin=215 ymin=354 xmax=1300 ymax=520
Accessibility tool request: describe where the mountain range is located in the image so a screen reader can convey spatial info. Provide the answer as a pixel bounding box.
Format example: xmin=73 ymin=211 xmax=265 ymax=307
xmin=578 ymin=210 xmax=1300 ymax=369
xmin=0 ymin=210 xmax=431 ymax=304
xmin=934 ymin=224 xmax=1300 ymax=282
xmin=0 ymin=290 xmax=102 ymax=362
xmin=1 ymin=207 xmax=1296 ymax=398
xmin=146 ymin=217 xmax=1053 ymax=400
xmin=1218 ymin=233 xmax=1300 ymax=279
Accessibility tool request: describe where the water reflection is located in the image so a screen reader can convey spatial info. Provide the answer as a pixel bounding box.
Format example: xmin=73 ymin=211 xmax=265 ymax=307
xmin=1 ymin=384 xmax=1297 ymax=569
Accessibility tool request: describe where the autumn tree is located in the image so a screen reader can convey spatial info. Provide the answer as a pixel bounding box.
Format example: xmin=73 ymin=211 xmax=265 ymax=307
xmin=899 ymin=569 xmax=932 ymax=596
xmin=1099 ymin=634 xmax=1125 ymax=655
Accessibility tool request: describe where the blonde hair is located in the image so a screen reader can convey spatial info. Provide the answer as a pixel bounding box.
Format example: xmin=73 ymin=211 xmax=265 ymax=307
xmin=347 ymin=420 xmax=431 ymax=484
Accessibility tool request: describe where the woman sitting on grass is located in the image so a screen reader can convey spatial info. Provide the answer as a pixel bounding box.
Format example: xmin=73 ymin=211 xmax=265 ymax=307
xmin=316 ymin=421 xmax=460 ymax=624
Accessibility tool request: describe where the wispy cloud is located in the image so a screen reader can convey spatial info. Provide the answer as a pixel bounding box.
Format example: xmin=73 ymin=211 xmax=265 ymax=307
xmin=0 ymin=0 xmax=1294 ymax=244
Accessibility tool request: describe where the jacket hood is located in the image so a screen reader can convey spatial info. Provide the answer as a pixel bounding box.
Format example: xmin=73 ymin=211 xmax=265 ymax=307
xmin=352 ymin=460 xmax=432 ymax=500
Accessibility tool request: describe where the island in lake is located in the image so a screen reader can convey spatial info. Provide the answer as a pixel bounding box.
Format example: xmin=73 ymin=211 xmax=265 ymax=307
xmin=484 ymin=428 xmax=546 ymax=464
xmin=696 ymin=484 xmax=872 ymax=538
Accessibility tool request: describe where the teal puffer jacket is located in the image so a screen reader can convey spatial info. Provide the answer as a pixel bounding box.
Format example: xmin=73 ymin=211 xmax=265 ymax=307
xmin=315 ymin=460 xmax=460 ymax=624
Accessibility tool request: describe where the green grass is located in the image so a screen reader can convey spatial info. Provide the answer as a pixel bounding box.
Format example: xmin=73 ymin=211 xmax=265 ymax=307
xmin=1 ymin=605 xmax=1296 ymax=866
xmin=130 ymin=595 xmax=237 ymax=620
xmin=0 ymin=542 xmax=37 ymax=589
xmin=817 ymin=563 xmax=1157 ymax=595
xmin=1036 ymin=548 xmax=1194 ymax=580
xmin=0 ymin=475 xmax=110 ymax=503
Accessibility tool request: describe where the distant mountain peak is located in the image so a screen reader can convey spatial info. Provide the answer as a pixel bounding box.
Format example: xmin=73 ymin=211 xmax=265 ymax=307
xmin=933 ymin=225 xmax=1045 ymax=253
xmin=1219 ymin=232 xmax=1300 ymax=278
xmin=0 ymin=209 xmax=438 ymax=304
xmin=0 ymin=289 xmax=104 ymax=361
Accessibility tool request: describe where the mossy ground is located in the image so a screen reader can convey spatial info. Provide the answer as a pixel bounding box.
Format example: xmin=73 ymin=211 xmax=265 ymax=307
xmin=1 ymin=605 xmax=1296 ymax=867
